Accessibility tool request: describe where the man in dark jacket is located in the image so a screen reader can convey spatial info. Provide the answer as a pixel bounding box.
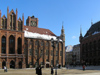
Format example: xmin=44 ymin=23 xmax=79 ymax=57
xmin=51 ymin=66 xmax=54 ymax=75
xmin=38 ymin=65 xmax=42 ymax=75
xmin=36 ymin=66 xmax=39 ymax=75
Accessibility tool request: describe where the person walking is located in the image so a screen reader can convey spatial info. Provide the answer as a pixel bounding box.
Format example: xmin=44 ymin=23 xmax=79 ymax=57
xmin=51 ymin=66 xmax=54 ymax=75
xmin=82 ymin=65 xmax=85 ymax=71
xmin=36 ymin=66 xmax=39 ymax=75
xmin=38 ymin=65 xmax=42 ymax=75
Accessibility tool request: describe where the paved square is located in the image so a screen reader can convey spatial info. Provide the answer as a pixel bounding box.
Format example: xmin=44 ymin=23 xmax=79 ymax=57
xmin=0 ymin=67 xmax=100 ymax=75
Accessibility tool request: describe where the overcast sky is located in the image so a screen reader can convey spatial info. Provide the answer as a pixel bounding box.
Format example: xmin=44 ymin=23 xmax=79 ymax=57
xmin=0 ymin=0 xmax=100 ymax=46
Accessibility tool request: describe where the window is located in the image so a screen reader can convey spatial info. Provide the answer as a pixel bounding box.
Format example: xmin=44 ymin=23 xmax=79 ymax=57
xmin=56 ymin=51 xmax=58 ymax=56
xmin=35 ymin=41 xmax=39 ymax=45
xmin=41 ymin=41 xmax=43 ymax=46
xmin=46 ymin=50 xmax=48 ymax=55
xmin=35 ymin=49 xmax=38 ymax=55
xmin=2 ymin=38 xmax=6 ymax=43
xmin=51 ymin=50 xmax=53 ymax=56
xmin=2 ymin=36 xmax=6 ymax=54
xmin=30 ymin=49 xmax=32 ymax=55
xmin=51 ymin=60 xmax=53 ymax=65
xmin=46 ymin=42 xmax=48 ymax=46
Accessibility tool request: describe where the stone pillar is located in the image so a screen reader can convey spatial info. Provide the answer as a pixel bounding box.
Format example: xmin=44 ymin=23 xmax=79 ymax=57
xmin=53 ymin=42 xmax=56 ymax=66
xmin=62 ymin=42 xmax=65 ymax=67
xmin=16 ymin=9 xmax=18 ymax=31
xmin=22 ymin=57 xmax=26 ymax=68
xmin=15 ymin=33 xmax=17 ymax=54
xmin=43 ymin=41 xmax=46 ymax=67
xmin=6 ymin=58 xmax=9 ymax=69
xmin=49 ymin=41 xmax=51 ymax=66
xmin=6 ymin=32 xmax=9 ymax=68
xmin=15 ymin=58 xmax=18 ymax=69
xmin=7 ymin=7 xmax=10 ymax=30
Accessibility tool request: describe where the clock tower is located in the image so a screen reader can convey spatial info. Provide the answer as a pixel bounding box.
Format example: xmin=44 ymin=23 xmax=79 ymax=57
xmin=26 ymin=16 xmax=38 ymax=27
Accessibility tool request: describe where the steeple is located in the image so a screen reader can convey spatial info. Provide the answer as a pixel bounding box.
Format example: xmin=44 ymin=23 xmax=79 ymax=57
xmin=80 ymin=25 xmax=82 ymax=36
xmin=79 ymin=25 xmax=83 ymax=42
xmin=91 ymin=19 xmax=93 ymax=25
xmin=61 ymin=22 xmax=65 ymax=42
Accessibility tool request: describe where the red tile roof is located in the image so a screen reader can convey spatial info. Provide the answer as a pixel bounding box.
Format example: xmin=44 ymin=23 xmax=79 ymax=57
xmin=24 ymin=26 xmax=56 ymax=36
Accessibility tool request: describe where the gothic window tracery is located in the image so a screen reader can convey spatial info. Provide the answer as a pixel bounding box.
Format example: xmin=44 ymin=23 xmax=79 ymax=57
xmin=18 ymin=19 xmax=22 ymax=31
xmin=10 ymin=13 xmax=16 ymax=30
xmin=1 ymin=17 xmax=7 ymax=29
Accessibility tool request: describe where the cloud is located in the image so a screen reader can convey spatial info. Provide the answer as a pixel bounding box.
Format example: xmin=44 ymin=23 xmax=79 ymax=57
xmin=72 ymin=36 xmax=76 ymax=39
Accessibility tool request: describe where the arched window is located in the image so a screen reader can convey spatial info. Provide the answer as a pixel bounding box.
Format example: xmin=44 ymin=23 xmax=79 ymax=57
xmin=1 ymin=36 xmax=6 ymax=54
xmin=9 ymin=35 xmax=15 ymax=54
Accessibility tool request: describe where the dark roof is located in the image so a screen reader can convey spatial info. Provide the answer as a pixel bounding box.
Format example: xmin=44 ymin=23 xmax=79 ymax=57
xmin=84 ymin=21 xmax=100 ymax=37
xmin=24 ymin=26 xmax=56 ymax=36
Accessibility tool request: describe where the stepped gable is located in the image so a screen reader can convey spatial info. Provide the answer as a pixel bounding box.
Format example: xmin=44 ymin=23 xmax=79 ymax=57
xmin=24 ymin=25 xmax=56 ymax=36
xmin=84 ymin=21 xmax=100 ymax=37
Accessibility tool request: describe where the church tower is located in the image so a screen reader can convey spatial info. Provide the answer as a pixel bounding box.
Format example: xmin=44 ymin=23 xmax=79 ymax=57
xmin=60 ymin=24 xmax=65 ymax=67
xmin=26 ymin=16 xmax=38 ymax=27
xmin=79 ymin=26 xmax=83 ymax=43
xmin=61 ymin=25 xmax=65 ymax=42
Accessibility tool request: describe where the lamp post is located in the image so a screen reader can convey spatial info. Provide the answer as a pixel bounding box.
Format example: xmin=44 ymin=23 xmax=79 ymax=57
xmin=51 ymin=36 xmax=60 ymax=75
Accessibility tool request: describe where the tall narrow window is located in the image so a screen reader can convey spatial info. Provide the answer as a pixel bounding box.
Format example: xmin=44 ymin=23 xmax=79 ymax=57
xmin=2 ymin=36 xmax=6 ymax=54
xmin=9 ymin=35 xmax=15 ymax=54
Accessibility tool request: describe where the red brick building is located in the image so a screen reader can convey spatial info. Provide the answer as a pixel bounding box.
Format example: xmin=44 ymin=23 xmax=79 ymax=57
xmin=80 ymin=21 xmax=100 ymax=65
xmin=0 ymin=8 xmax=65 ymax=69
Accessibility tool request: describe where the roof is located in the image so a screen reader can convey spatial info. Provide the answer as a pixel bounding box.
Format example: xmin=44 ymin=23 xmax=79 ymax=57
xmin=24 ymin=26 xmax=56 ymax=36
xmin=84 ymin=21 xmax=100 ymax=37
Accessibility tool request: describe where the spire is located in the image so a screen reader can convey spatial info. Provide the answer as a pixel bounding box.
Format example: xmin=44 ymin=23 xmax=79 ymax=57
xmin=80 ymin=25 xmax=82 ymax=36
xmin=7 ymin=6 xmax=9 ymax=12
xmin=16 ymin=8 xmax=18 ymax=13
xmin=62 ymin=21 xmax=64 ymax=29
xmin=91 ymin=19 xmax=93 ymax=25
xmin=61 ymin=22 xmax=65 ymax=42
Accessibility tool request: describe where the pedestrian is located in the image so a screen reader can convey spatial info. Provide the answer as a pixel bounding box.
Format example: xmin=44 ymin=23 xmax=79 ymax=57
xmin=51 ymin=66 xmax=54 ymax=75
xmin=82 ymin=65 xmax=85 ymax=71
xmin=4 ymin=66 xmax=6 ymax=72
xmin=67 ymin=64 xmax=69 ymax=69
xmin=36 ymin=66 xmax=39 ymax=75
xmin=38 ymin=65 xmax=42 ymax=75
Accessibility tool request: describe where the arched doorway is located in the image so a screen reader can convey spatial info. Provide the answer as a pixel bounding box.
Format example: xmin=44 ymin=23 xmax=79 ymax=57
xmin=9 ymin=35 xmax=15 ymax=54
xmin=19 ymin=61 xmax=22 ymax=68
xmin=17 ymin=38 xmax=22 ymax=54
xmin=2 ymin=61 xmax=6 ymax=69
xmin=10 ymin=60 xmax=15 ymax=68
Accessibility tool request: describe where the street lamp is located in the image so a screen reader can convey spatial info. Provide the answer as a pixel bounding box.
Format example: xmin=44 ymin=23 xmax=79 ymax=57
xmin=51 ymin=36 xmax=60 ymax=75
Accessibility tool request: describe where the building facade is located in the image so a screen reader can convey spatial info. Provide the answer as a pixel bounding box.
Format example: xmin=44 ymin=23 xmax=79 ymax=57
xmin=80 ymin=21 xmax=100 ymax=65
xmin=0 ymin=8 xmax=65 ymax=69
xmin=72 ymin=44 xmax=80 ymax=65
xmin=65 ymin=45 xmax=73 ymax=65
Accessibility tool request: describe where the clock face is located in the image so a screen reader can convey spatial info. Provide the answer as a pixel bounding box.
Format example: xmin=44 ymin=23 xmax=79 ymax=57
xmin=31 ymin=21 xmax=36 ymax=27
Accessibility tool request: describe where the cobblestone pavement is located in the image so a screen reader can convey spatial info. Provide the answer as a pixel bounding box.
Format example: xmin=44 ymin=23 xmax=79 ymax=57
xmin=0 ymin=66 xmax=100 ymax=75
